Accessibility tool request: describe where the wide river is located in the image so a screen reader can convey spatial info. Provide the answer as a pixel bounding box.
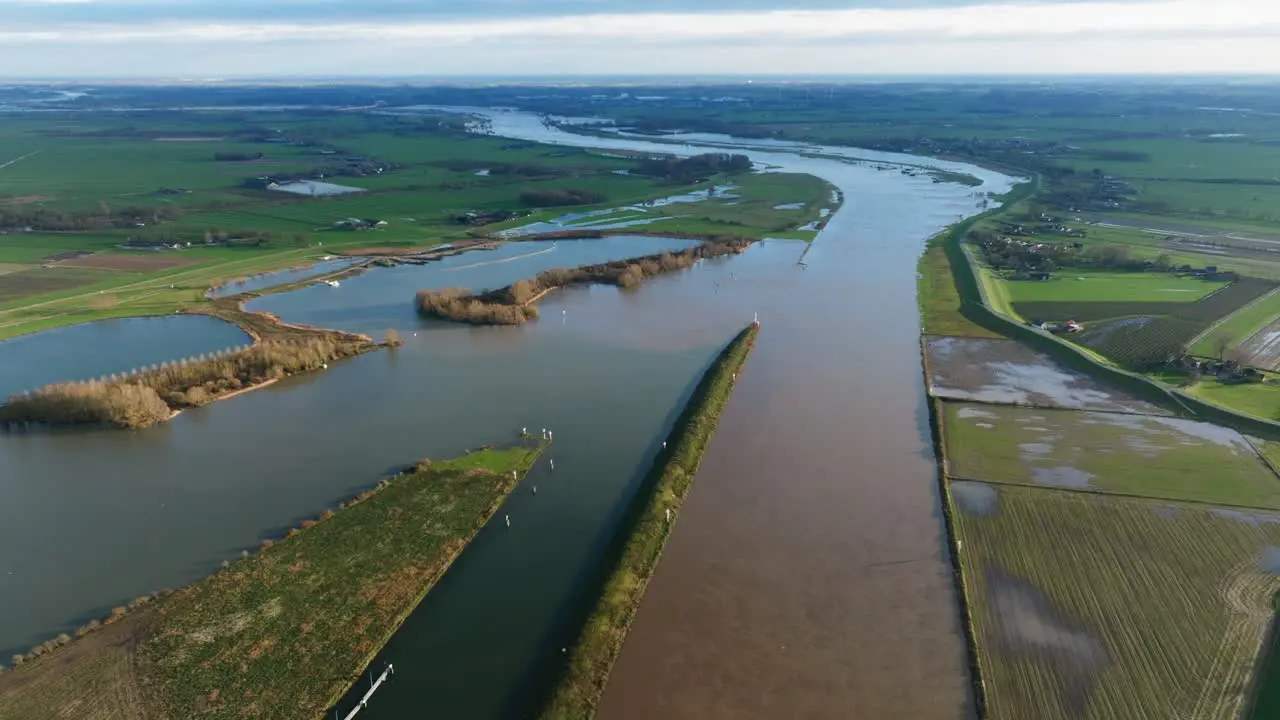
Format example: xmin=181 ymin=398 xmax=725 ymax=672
xmin=0 ymin=107 xmax=1016 ymax=718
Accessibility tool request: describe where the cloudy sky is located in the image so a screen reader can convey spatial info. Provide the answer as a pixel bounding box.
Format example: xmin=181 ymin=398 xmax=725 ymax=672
xmin=0 ymin=0 xmax=1274 ymax=78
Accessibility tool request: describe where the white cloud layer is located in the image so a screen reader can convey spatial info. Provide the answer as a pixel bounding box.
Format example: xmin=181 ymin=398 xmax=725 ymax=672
xmin=0 ymin=0 xmax=1275 ymax=76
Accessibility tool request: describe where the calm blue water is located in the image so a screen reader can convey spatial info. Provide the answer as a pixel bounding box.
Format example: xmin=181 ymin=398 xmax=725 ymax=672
xmin=247 ymin=235 xmax=699 ymax=336
xmin=0 ymin=315 xmax=250 ymax=398
xmin=209 ymin=258 xmax=361 ymax=298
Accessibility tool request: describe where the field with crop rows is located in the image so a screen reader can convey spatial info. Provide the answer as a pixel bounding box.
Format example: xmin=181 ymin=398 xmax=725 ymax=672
xmin=1070 ymin=278 xmax=1278 ymax=368
xmin=951 ymin=481 xmax=1280 ymax=720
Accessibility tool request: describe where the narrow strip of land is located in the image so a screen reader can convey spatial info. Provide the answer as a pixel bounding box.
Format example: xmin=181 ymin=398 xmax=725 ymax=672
xmin=593 ymin=201 xmax=973 ymax=719
xmin=541 ymin=323 xmax=758 ymax=718
xmin=0 ymin=443 xmax=545 ymax=719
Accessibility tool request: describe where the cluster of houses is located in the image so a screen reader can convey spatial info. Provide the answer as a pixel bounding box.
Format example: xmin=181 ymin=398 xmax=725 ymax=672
xmin=454 ymin=210 xmax=524 ymax=226
xmin=1030 ymin=319 xmax=1083 ymax=334
xmin=333 ymin=218 xmax=388 ymax=231
xmin=1171 ymin=356 xmax=1266 ymax=383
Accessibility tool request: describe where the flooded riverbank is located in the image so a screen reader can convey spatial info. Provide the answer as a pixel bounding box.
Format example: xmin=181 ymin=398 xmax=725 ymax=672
xmin=0 ymin=105 xmax=1015 ymax=719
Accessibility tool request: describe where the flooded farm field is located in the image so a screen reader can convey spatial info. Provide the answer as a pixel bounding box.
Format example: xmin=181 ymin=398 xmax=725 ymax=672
xmin=942 ymin=402 xmax=1280 ymax=508
xmin=952 ymin=482 xmax=1280 ymax=720
xmin=924 ymin=336 xmax=1168 ymax=415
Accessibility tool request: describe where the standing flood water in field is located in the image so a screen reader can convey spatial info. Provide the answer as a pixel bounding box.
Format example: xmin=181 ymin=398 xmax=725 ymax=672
xmin=0 ymin=108 xmax=1013 ymax=719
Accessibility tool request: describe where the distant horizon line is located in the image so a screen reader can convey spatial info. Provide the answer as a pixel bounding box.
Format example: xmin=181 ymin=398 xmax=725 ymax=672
xmin=2 ymin=71 xmax=1280 ymax=86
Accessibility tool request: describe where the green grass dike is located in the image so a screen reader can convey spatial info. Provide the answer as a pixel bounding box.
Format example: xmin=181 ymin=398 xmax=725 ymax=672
xmin=537 ymin=322 xmax=759 ymax=719
xmin=0 ymin=442 xmax=546 ymax=719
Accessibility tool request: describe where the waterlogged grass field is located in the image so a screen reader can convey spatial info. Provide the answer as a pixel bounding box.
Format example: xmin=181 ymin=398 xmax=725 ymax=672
xmin=950 ymin=482 xmax=1280 ymax=720
xmin=943 ymin=402 xmax=1280 ymax=508
xmin=0 ymin=444 xmax=544 ymax=720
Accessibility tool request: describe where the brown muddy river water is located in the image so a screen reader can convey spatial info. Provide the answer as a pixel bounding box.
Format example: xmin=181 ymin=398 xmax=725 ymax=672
xmin=0 ymin=107 xmax=1016 ymax=718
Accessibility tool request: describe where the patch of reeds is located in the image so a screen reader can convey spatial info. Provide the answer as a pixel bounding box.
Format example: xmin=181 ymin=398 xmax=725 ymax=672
xmin=415 ymin=238 xmax=752 ymax=326
xmin=0 ymin=336 xmax=367 ymax=429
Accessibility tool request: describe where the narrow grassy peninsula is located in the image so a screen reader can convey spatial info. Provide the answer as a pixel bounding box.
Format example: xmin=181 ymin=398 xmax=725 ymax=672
xmin=0 ymin=442 xmax=544 ymax=719
xmin=539 ymin=322 xmax=759 ymax=719
xmin=415 ymin=237 xmax=751 ymax=326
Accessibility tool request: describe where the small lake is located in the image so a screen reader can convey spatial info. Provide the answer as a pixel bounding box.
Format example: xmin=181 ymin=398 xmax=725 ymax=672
xmin=0 ymin=315 xmax=250 ymax=398
xmin=209 ymin=258 xmax=362 ymax=298
xmin=246 ymin=235 xmax=699 ymax=336
xmin=267 ymin=180 xmax=366 ymax=197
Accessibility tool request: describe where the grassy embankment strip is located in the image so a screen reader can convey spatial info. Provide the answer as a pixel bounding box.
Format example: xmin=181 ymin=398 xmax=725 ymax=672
xmin=0 ymin=443 xmax=545 ymax=720
xmin=538 ymin=323 xmax=759 ymax=719
xmin=918 ymin=232 xmax=1004 ymax=339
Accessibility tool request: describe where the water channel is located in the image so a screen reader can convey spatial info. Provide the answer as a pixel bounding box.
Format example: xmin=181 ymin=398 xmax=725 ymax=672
xmin=0 ymin=107 xmax=1017 ymax=718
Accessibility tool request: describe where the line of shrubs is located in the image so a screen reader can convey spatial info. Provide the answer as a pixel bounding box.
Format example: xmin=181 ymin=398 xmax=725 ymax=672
xmin=0 ymin=337 xmax=368 ymax=429
xmin=415 ymin=238 xmax=752 ymax=326
xmin=4 ymin=588 xmax=174 ymax=671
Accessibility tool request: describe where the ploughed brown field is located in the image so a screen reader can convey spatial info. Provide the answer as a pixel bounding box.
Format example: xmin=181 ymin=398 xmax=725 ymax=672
xmin=53 ymin=252 xmax=197 ymax=272
xmin=0 ymin=267 xmax=114 ymax=303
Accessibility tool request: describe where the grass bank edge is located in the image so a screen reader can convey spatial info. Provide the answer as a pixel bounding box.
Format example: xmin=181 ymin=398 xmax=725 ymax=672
xmin=537 ymin=322 xmax=759 ymax=719
xmin=0 ymin=442 xmax=546 ymax=719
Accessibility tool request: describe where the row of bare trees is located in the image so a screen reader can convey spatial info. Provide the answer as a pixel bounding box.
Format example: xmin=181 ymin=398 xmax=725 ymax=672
xmin=415 ymin=238 xmax=751 ymax=326
xmin=1 ymin=337 xmax=365 ymax=429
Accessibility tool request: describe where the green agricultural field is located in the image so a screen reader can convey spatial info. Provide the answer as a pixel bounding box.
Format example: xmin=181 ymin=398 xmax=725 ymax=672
xmin=1185 ymin=381 xmax=1280 ymax=424
xmin=950 ymin=481 xmax=1280 ymax=720
xmin=1064 ymin=278 xmax=1277 ymax=369
xmin=943 ymin=402 xmax=1280 ymax=508
xmin=1001 ymin=269 xmax=1227 ymax=305
xmin=918 ymin=244 xmax=1003 ymax=338
xmin=0 ymin=443 xmax=544 ymax=720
